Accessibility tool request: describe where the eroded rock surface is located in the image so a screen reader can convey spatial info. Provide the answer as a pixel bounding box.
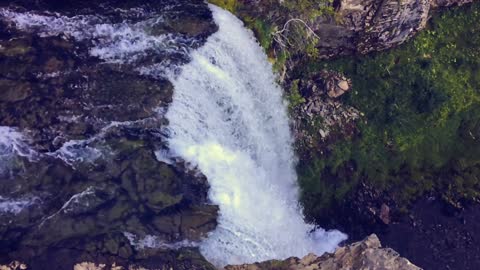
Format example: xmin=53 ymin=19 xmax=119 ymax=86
xmin=225 ymin=234 xmax=421 ymax=270
xmin=233 ymin=0 xmax=476 ymax=60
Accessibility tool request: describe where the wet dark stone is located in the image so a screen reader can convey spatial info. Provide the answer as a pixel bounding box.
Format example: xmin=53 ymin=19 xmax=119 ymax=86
xmin=0 ymin=0 xmax=219 ymax=268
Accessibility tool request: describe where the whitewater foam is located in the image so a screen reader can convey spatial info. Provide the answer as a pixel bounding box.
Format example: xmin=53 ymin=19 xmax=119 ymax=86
xmin=0 ymin=8 xmax=195 ymax=65
xmin=0 ymin=126 xmax=38 ymax=168
xmin=0 ymin=196 xmax=39 ymax=215
xmin=123 ymin=232 xmax=199 ymax=250
xmin=164 ymin=5 xmax=347 ymax=266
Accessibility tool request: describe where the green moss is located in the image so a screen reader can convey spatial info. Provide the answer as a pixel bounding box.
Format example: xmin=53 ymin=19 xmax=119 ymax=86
xmin=281 ymin=0 xmax=335 ymax=19
xmin=242 ymin=17 xmax=274 ymax=51
xmin=272 ymin=50 xmax=288 ymax=72
xmin=207 ymin=0 xmax=237 ymax=12
xmin=298 ymin=3 xmax=480 ymax=219
xmin=222 ymin=0 xmax=335 ymax=74
xmin=287 ymin=79 xmax=306 ymax=111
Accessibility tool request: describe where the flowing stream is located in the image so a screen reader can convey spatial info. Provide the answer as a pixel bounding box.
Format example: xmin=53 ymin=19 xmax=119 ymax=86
xmin=164 ymin=5 xmax=346 ymax=266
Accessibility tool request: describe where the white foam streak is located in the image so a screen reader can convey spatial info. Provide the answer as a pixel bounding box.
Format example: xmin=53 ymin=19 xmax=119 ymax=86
xmin=165 ymin=5 xmax=346 ymax=266
xmin=0 ymin=196 xmax=39 ymax=215
xmin=0 ymin=126 xmax=37 ymax=160
xmin=0 ymin=9 xmax=192 ymax=64
xmin=49 ymin=139 xmax=102 ymax=166
xmin=123 ymin=232 xmax=199 ymax=250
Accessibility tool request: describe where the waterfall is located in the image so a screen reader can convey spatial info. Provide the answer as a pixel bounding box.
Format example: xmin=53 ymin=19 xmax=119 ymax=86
xmin=165 ymin=5 xmax=346 ymax=267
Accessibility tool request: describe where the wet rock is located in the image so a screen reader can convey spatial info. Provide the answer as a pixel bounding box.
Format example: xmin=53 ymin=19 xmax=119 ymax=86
xmin=0 ymin=1 xmax=219 ymax=268
xmin=0 ymin=0 xmax=215 ymax=152
xmin=2 ymin=247 xmax=216 ymax=270
xmin=0 ymin=39 xmax=32 ymax=57
xmin=0 ymin=79 xmax=31 ymax=102
xmin=179 ymin=205 xmax=218 ymax=241
xmin=226 ymin=234 xmax=421 ymax=270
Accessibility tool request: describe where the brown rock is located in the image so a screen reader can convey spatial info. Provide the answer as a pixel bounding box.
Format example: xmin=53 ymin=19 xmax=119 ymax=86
xmin=380 ymin=203 xmax=391 ymax=224
xmin=337 ymin=80 xmax=349 ymax=91
xmin=0 ymin=261 xmax=28 ymax=270
xmin=0 ymin=79 xmax=31 ymax=102
xmin=226 ymin=234 xmax=421 ymax=270
xmin=320 ymin=71 xmax=351 ymax=98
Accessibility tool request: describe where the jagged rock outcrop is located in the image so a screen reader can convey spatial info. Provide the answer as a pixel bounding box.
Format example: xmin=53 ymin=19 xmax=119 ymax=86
xmin=225 ymin=234 xmax=421 ymax=270
xmin=312 ymin=0 xmax=476 ymax=56
xmin=233 ymin=0 xmax=476 ymax=59
xmin=336 ymin=0 xmax=430 ymax=54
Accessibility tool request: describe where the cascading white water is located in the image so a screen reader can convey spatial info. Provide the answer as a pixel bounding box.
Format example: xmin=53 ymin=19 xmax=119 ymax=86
xmin=165 ymin=5 xmax=347 ymax=266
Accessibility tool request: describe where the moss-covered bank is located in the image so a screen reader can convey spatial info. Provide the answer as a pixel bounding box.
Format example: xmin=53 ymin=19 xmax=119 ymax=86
xmin=298 ymin=2 xmax=480 ymax=221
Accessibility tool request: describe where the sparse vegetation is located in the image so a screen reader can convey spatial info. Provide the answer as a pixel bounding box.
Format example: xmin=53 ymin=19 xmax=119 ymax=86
xmin=287 ymin=79 xmax=306 ymax=111
xmin=208 ymin=0 xmax=237 ymax=12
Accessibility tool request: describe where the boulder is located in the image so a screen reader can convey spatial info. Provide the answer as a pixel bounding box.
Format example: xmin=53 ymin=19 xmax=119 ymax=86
xmin=320 ymin=71 xmax=351 ymax=98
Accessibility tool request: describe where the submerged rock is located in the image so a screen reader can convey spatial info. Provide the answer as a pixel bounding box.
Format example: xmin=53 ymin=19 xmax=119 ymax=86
xmin=225 ymin=234 xmax=421 ymax=270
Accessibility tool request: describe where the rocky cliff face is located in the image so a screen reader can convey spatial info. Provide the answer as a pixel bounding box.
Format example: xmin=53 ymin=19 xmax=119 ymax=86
xmin=225 ymin=234 xmax=421 ymax=270
xmin=334 ymin=0 xmax=430 ymax=55
xmin=229 ymin=0 xmax=476 ymax=61
xmin=319 ymin=0 xmax=474 ymax=56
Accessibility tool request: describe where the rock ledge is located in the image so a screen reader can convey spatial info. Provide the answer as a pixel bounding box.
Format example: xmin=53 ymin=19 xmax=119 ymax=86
xmin=225 ymin=234 xmax=421 ymax=270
